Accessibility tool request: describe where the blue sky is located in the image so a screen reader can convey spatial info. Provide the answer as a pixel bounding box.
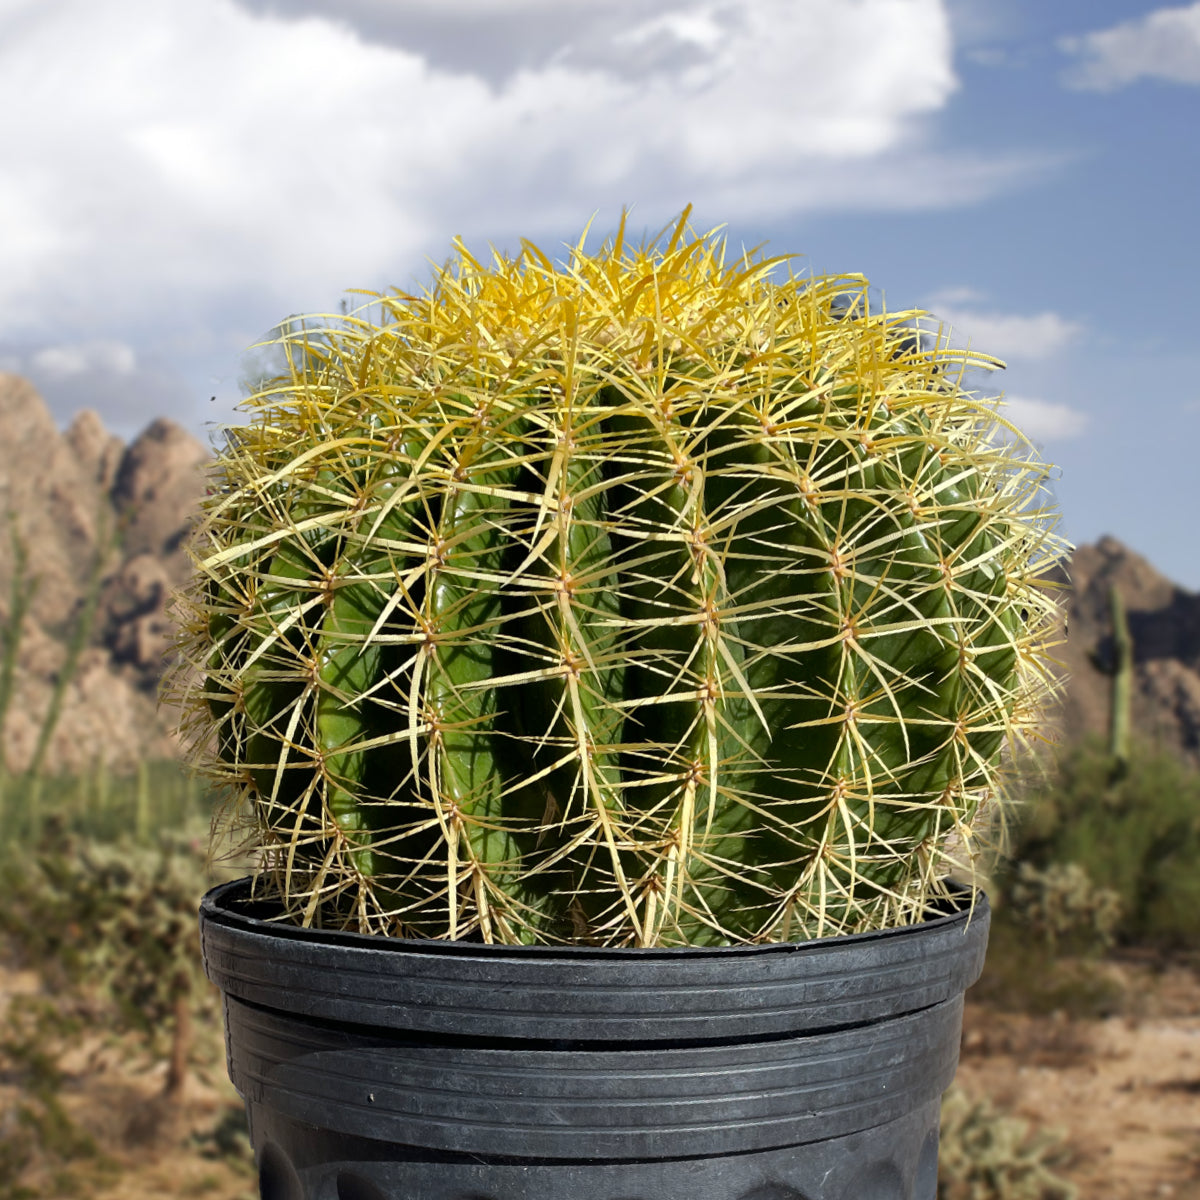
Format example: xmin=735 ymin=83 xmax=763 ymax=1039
xmin=1 ymin=0 xmax=1197 ymax=587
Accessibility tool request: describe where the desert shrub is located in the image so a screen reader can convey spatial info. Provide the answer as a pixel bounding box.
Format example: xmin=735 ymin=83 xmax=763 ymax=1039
xmin=969 ymin=918 xmax=1127 ymax=1017
xmin=0 ymin=822 xmax=218 ymax=1097
xmin=939 ymin=1086 xmax=1076 ymax=1199
xmin=0 ymin=822 xmax=249 ymax=1195
xmin=1004 ymin=737 xmax=1200 ymax=949
xmin=1006 ymin=861 xmax=1122 ymax=955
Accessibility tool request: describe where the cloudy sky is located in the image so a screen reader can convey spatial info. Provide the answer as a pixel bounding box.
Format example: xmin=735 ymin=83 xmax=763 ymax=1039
xmin=1 ymin=0 xmax=1198 ymax=587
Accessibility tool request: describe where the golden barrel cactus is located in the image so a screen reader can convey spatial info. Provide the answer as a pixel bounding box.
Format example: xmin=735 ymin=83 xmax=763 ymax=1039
xmin=174 ymin=209 xmax=1065 ymax=946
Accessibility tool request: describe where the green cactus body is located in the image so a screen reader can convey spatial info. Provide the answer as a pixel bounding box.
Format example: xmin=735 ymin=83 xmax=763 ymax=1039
xmin=503 ymin=404 xmax=631 ymax=939
xmin=175 ymin=211 xmax=1065 ymax=945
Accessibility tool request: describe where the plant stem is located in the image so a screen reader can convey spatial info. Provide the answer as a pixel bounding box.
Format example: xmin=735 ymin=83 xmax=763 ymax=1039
xmin=136 ymin=758 xmax=150 ymax=842
xmin=163 ymin=983 xmax=193 ymax=1103
xmin=0 ymin=513 xmax=38 ymax=775
xmin=25 ymin=513 xmax=112 ymax=783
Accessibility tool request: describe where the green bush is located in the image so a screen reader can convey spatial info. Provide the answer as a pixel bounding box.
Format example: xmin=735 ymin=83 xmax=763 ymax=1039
xmin=0 ymin=823 xmax=253 ymax=1196
xmin=1005 ymin=737 xmax=1200 ymax=949
xmin=0 ymin=995 xmax=117 ymax=1199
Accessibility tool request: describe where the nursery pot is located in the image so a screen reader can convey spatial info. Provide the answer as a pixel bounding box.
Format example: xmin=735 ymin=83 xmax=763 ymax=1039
xmin=199 ymin=878 xmax=988 ymax=1200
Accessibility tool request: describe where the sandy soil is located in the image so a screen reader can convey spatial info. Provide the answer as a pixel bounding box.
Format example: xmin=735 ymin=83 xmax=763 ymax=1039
xmin=4 ymin=952 xmax=1200 ymax=1198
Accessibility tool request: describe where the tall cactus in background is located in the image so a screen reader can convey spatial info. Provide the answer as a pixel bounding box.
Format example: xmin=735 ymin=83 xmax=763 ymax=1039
xmin=172 ymin=210 xmax=1066 ymax=946
xmin=1107 ymin=584 xmax=1132 ymax=781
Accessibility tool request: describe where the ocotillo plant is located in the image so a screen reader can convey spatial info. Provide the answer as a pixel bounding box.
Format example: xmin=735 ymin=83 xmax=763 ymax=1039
xmin=0 ymin=515 xmax=35 ymax=773
xmin=173 ymin=210 xmax=1065 ymax=947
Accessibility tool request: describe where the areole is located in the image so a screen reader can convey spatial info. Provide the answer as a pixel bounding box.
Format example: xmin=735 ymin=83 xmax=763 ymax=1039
xmin=200 ymin=877 xmax=989 ymax=1200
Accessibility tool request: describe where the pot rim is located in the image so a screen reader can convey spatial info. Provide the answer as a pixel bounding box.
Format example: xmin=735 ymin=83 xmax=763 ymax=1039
xmin=200 ymin=873 xmax=985 ymax=958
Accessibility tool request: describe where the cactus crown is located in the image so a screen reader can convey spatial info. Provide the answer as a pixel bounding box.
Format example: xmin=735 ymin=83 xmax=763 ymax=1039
xmin=174 ymin=209 xmax=1065 ymax=946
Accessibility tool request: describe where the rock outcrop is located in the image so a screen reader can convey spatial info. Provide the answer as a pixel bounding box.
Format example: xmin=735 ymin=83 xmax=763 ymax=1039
xmin=0 ymin=373 xmax=209 ymax=773
xmin=1050 ymin=536 xmax=1200 ymax=765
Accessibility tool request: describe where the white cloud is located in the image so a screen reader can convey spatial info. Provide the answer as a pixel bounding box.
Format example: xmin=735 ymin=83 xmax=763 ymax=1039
xmin=1059 ymin=3 xmax=1200 ymax=91
xmin=997 ymin=395 xmax=1088 ymax=441
xmin=616 ymin=9 xmax=727 ymax=54
xmin=923 ymin=291 xmax=1083 ymax=360
xmin=0 ymin=0 xmax=1050 ymax=350
xmin=30 ymin=340 xmax=137 ymax=378
xmin=3 ymin=340 xmax=190 ymax=439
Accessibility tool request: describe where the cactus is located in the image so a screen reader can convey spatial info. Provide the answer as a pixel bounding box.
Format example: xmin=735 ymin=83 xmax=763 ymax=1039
xmin=173 ymin=209 xmax=1066 ymax=946
xmin=0 ymin=514 xmax=38 ymax=775
xmin=1106 ymin=584 xmax=1132 ymax=781
xmin=1007 ymin=861 xmax=1122 ymax=955
xmin=938 ymin=1086 xmax=1076 ymax=1199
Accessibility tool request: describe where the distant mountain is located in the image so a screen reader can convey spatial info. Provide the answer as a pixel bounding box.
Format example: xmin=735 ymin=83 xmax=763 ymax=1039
xmin=1049 ymin=536 xmax=1200 ymax=766
xmin=1 ymin=372 xmax=1197 ymax=773
xmin=0 ymin=373 xmax=208 ymax=773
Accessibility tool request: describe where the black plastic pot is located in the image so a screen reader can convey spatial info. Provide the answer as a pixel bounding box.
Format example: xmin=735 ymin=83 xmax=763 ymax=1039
xmin=199 ymin=878 xmax=988 ymax=1200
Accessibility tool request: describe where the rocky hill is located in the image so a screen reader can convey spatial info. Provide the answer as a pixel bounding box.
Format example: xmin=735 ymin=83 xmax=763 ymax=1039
xmin=1049 ymin=536 xmax=1200 ymax=765
xmin=0 ymin=373 xmax=208 ymax=773
xmin=1 ymin=372 xmax=1198 ymax=774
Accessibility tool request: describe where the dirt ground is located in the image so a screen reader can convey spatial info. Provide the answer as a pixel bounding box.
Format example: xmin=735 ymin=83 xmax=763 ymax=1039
xmin=0 ymin=961 xmax=256 ymax=1199
xmin=4 ymin=952 xmax=1200 ymax=1199
xmin=956 ymin=952 xmax=1200 ymax=1199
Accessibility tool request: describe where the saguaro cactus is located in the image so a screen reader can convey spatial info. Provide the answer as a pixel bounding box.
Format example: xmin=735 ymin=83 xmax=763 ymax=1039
xmin=174 ymin=210 xmax=1065 ymax=946
xmin=1107 ymin=584 xmax=1133 ymax=781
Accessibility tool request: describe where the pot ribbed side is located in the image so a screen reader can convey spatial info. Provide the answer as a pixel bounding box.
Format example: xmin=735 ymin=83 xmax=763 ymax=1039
xmin=224 ymin=992 xmax=963 ymax=1160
